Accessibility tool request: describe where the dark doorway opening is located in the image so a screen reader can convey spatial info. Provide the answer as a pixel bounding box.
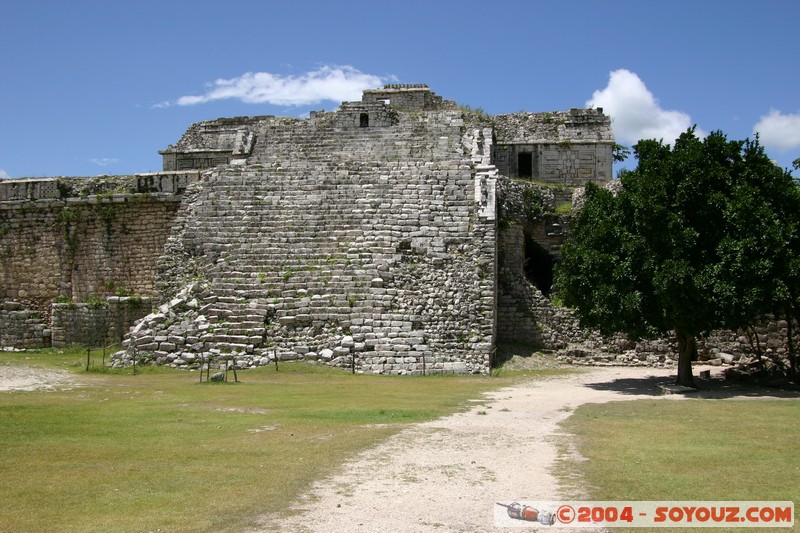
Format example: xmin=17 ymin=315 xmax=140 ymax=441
xmin=524 ymin=233 xmax=555 ymax=296
xmin=360 ymin=113 xmax=369 ymax=128
xmin=518 ymin=152 xmax=533 ymax=178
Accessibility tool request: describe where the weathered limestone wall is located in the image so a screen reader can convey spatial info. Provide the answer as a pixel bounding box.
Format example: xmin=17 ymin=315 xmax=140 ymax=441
xmin=50 ymin=297 xmax=151 ymax=348
xmin=361 ymin=84 xmax=448 ymax=111
xmin=0 ymin=196 xmax=179 ymax=302
xmin=0 ymin=173 xmax=195 ymax=348
xmin=0 ymin=300 xmax=49 ymax=348
xmin=496 ymin=224 xmax=580 ymax=349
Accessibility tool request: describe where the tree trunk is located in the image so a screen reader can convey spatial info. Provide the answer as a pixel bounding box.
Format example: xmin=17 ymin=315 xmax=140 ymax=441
xmin=675 ymin=330 xmax=697 ymax=387
xmin=787 ymin=306 xmax=798 ymax=380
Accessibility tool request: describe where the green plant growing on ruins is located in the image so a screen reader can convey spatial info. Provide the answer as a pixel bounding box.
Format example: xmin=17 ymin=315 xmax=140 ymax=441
xmin=54 ymin=207 xmax=82 ymax=258
xmin=522 ymin=187 xmax=544 ymax=221
xmin=55 ymin=179 xmax=72 ymax=198
xmin=98 ymin=202 xmax=120 ymax=226
xmin=115 ymin=285 xmax=131 ymax=297
xmin=258 ymin=271 xmax=267 ymax=284
xmin=459 ymin=104 xmax=490 ymax=122
xmin=554 ymin=201 xmax=572 ymax=215
xmin=56 ymin=207 xmax=81 ymax=225
xmin=86 ymin=294 xmax=108 ymax=308
xmin=282 ymin=268 xmax=294 ymax=282
xmin=348 ymin=295 xmax=357 ymax=308
xmin=126 ymin=295 xmax=143 ymax=308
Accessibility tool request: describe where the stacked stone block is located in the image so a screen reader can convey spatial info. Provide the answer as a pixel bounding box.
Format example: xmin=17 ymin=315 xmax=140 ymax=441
xmin=0 ymin=300 xmax=50 ymax=348
xmin=50 ymin=297 xmax=151 ymax=348
xmin=115 ymin=108 xmax=496 ymax=373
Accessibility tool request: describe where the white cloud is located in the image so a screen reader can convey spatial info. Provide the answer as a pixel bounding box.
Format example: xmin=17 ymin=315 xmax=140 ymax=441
xmin=587 ymin=69 xmax=702 ymax=145
xmin=172 ymin=65 xmax=386 ymax=107
xmin=753 ymin=109 xmax=800 ymax=152
xmin=89 ymin=158 xmax=119 ymax=167
xmin=0 ymin=168 xmax=9 ymax=179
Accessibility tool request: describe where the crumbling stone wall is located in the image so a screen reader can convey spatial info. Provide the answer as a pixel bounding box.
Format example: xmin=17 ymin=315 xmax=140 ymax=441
xmin=0 ymin=173 xmax=195 ymax=348
xmin=0 ymin=300 xmax=49 ymax=348
xmin=361 ymin=84 xmax=450 ymax=111
xmin=50 ymin=297 xmax=151 ymax=348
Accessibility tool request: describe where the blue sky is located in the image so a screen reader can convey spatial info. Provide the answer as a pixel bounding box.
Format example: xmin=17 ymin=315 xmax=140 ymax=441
xmin=1 ymin=0 xmax=798 ymax=178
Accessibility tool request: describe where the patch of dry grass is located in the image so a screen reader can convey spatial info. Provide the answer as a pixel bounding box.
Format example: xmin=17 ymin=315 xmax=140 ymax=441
xmin=0 ymin=350 xmax=509 ymax=532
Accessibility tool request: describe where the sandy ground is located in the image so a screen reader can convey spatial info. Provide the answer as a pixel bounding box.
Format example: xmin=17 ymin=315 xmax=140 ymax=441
xmin=0 ymin=362 xmax=74 ymax=392
xmin=251 ymin=365 xmax=797 ymax=533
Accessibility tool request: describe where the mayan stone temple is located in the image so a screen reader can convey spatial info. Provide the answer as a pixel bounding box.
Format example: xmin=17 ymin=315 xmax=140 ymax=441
xmin=0 ymin=85 xmax=616 ymax=374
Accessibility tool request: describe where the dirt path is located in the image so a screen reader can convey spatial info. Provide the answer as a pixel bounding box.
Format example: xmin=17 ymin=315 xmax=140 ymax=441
xmin=0 ymin=362 xmax=75 ymax=392
xmin=253 ymin=366 xmax=695 ymax=532
xmin=254 ymin=365 xmax=799 ymax=532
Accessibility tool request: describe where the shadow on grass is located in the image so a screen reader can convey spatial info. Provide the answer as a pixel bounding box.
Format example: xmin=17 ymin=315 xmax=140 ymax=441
xmin=583 ymin=372 xmax=800 ymax=400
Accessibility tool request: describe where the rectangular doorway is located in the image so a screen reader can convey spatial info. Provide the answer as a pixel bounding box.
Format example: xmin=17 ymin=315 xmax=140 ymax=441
xmin=518 ymin=152 xmax=533 ymax=178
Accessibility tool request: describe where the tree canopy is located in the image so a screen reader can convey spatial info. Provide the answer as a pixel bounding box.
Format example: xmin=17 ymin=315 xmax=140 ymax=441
xmin=555 ymin=129 xmax=800 ymax=386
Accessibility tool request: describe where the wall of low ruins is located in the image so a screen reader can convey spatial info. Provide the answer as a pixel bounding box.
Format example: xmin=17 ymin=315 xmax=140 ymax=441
xmin=0 ymin=173 xmax=195 ymax=348
xmin=50 ymin=296 xmax=152 ymax=348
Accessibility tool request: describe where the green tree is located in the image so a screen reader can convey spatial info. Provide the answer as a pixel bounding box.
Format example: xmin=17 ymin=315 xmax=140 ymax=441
xmin=556 ymin=129 xmax=799 ymax=386
xmin=613 ymin=143 xmax=631 ymax=163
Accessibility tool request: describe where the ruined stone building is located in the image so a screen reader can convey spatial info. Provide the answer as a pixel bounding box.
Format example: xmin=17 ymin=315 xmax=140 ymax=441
xmin=0 ymin=85 xmax=615 ymax=373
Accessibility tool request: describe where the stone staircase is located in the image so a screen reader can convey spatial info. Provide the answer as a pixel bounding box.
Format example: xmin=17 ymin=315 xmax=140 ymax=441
xmin=115 ymin=109 xmax=496 ymax=373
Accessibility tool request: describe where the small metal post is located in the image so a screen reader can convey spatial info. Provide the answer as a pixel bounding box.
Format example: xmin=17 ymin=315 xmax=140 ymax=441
xmin=86 ymin=347 xmax=91 ymax=371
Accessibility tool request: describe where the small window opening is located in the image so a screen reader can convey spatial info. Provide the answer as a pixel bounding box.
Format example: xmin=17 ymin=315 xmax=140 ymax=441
xmin=518 ymin=152 xmax=533 ymax=178
xmin=360 ymin=113 xmax=369 ymax=128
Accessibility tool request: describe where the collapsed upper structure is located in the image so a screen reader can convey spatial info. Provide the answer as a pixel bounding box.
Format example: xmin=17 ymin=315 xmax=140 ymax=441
xmin=0 ymin=84 xmax=614 ymax=373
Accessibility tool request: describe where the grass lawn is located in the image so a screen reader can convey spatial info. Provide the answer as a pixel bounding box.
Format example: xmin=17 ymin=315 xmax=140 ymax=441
xmin=0 ymin=348 xmax=523 ymax=533
xmin=561 ymin=399 xmax=800 ymax=532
